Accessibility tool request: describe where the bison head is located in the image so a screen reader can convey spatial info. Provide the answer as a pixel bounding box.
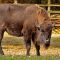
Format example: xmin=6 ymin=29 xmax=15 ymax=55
xmin=36 ymin=23 xmax=53 ymax=49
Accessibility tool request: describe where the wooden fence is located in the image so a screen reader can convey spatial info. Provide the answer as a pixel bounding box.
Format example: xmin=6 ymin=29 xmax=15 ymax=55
xmin=39 ymin=0 xmax=60 ymax=34
xmin=39 ymin=0 xmax=60 ymax=27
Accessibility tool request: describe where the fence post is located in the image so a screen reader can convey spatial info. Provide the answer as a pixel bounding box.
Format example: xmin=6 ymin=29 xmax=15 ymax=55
xmin=48 ymin=0 xmax=50 ymax=17
xmin=14 ymin=0 xmax=17 ymax=4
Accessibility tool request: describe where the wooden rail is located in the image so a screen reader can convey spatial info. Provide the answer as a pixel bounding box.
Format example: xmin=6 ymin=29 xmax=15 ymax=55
xmin=39 ymin=4 xmax=60 ymax=7
xmin=39 ymin=0 xmax=60 ymax=27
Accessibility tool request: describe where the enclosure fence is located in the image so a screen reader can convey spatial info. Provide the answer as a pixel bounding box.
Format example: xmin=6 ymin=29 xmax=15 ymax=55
xmin=39 ymin=0 xmax=60 ymax=34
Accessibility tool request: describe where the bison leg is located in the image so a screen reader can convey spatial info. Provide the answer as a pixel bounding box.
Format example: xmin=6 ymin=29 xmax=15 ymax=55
xmin=22 ymin=30 xmax=31 ymax=56
xmin=25 ymin=39 xmax=31 ymax=56
xmin=0 ymin=30 xmax=4 ymax=55
xmin=35 ymin=42 xmax=40 ymax=56
xmin=32 ymin=33 xmax=40 ymax=56
xmin=33 ymin=41 xmax=40 ymax=56
xmin=32 ymin=32 xmax=40 ymax=56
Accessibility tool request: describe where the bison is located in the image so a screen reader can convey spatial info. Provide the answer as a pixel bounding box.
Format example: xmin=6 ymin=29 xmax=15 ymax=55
xmin=0 ymin=4 xmax=53 ymax=56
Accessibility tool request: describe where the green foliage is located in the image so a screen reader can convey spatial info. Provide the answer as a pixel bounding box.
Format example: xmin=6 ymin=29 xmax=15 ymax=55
xmin=0 ymin=55 xmax=60 ymax=60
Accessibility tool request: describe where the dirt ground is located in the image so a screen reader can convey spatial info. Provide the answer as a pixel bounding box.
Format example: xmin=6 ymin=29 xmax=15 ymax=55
xmin=1 ymin=33 xmax=60 ymax=56
xmin=2 ymin=45 xmax=60 ymax=56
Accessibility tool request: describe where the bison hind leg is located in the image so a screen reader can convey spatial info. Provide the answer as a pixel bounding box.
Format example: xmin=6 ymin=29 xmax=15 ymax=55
xmin=0 ymin=30 xmax=4 ymax=55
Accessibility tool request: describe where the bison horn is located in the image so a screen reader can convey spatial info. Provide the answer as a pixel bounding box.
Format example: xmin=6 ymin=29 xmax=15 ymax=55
xmin=36 ymin=25 xmax=40 ymax=30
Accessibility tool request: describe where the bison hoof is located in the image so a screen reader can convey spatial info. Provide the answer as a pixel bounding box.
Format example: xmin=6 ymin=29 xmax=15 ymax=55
xmin=45 ymin=43 xmax=50 ymax=49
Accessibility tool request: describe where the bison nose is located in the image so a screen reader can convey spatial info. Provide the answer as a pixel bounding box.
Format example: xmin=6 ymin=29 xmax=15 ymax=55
xmin=44 ymin=40 xmax=50 ymax=49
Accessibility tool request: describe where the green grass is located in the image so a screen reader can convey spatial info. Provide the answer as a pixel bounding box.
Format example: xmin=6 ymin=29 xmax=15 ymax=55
xmin=0 ymin=55 xmax=60 ymax=60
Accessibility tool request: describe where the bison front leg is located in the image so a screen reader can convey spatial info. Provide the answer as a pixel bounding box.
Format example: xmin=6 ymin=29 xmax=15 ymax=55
xmin=35 ymin=42 xmax=40 ymax=56
xmin=0 ymin=31 xmax=4 ymax=55
xmin=32 ymin=32 xmax=40 ymax=56
xmin=32 ymin=40 xmax=40 ymax=56
xmin=25 ymin=39 xmax=31 ymax=56
xmin=22 ymin=30 xmax=31 ymax=56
